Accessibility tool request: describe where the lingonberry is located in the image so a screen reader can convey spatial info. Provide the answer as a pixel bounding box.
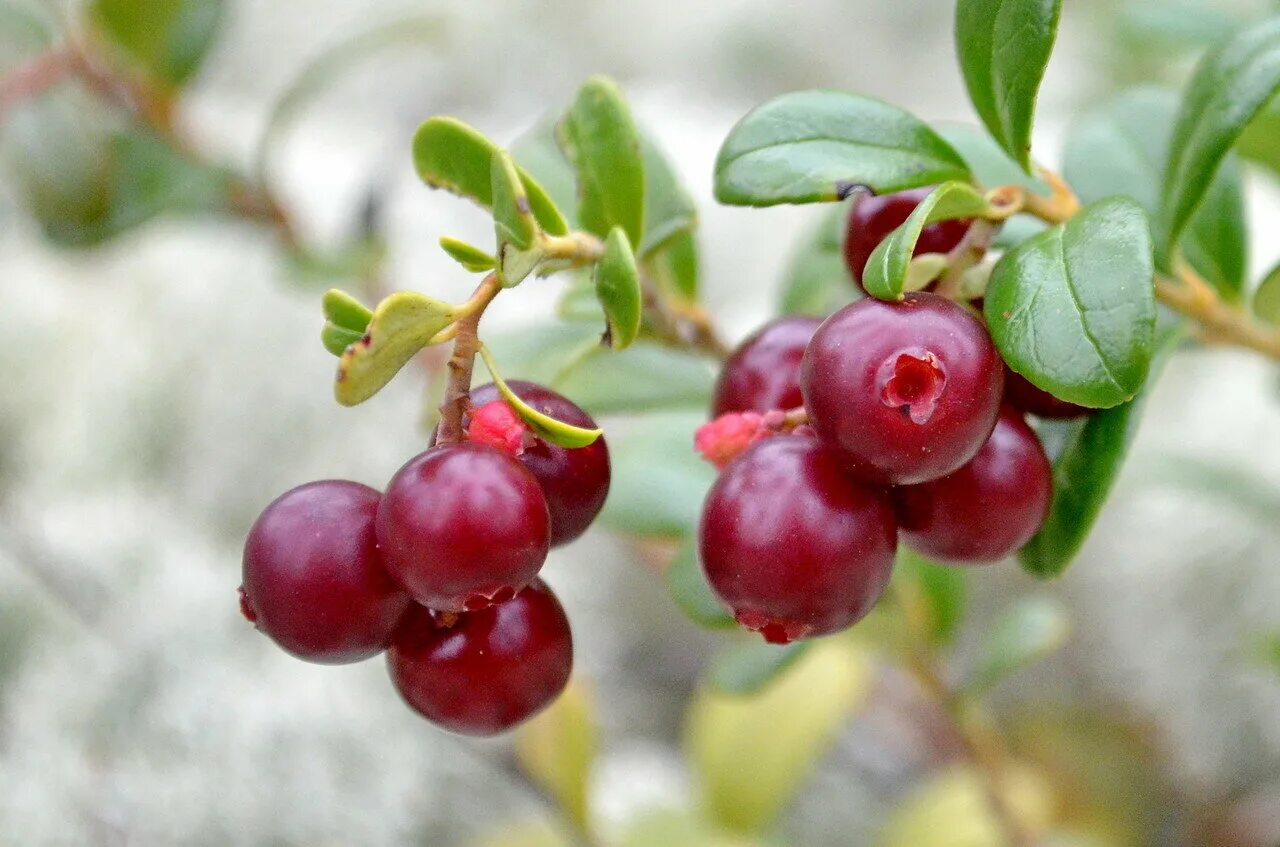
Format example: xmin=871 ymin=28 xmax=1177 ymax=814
xmin=376 ymin=442 xmax=550 ymax=611
xmin=711 ymin=316 xmax=821 ymax=416
xmin=698 ymin=437 xmax=897 ymax=643
xmin=801 ymin=292 xmax=1004 ymax=485
xmin=1003 ymin=367 xmax=1090 ymax=419
xmin=895 ymin=406 xmax=1052 ymax=563
xmin=240 ymin=480 xmax=410 ymax=664
xmin=842 ymin=187 xmax=971 ymax=289
xmin=386 ymin=579 xmax=572 ymax=736
xmin=467 ymin=381 xmax=611 ymax=547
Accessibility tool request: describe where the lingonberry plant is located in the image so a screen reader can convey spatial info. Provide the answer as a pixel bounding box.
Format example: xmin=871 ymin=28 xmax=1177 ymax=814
xmin=6 ymin=0 xmax=1280 ymax=843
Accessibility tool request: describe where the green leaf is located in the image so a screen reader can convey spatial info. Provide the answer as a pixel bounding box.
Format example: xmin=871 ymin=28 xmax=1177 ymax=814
xmin=411 ymin=117 xmax=568 ymax=236
xmin=321 ymin=324 xmax=363 ymax=357
xmin=862 ymin=182 xmax=989 ymax=301
xmin=985 ymin=196 xmax=1156 ymax=409
xmin=955 ymin=0 xmax=1062 ymax=172
xmin=557 ymin=75 xmax=646 ymax=247
xmin=89 ymin=0 xmax=224 ymax=86
xmin=439 ymin=236 xmax=496 ymax=272
xmin=1236 ymin=95 xmax=1280 ymax=177
xmin=1019 ymin=326 xmax=1185 ymax=577
xmin=1157 ymin=16 xmax=1280 ymax=266
xmin=895 ymin=548 xmax=967 ymax=647
xmin=708 ymin=640 xmax=813 ymax=696
xmin=714 ymin=90 xmax=971 ymax=207
xmin=599 ymin=411 xmax=716 ymax=537
xmin=322 ymin=289 xmax=373 ymax=332
xmin=334 ymin=291 xmax=456 ymax=406
xmin=491 ymin=149 xmax=542 ymax=287
xmin=1064 ymin=87 xmax=1248 ymax=300
xmin=477 ymin=346 xmax=603 ymax=448
xmin=647 ymin=229 xmax=700 ymax=304
xmin=514 ymin=678 xmax=597 ymax=832
xmin=667 ymin=537 xmax=735 ymax=630
xmin=640 ymin=135 xmax=697 ymax=257
xmin=779 ymin=202 xmax=857 ymax=316
xmin=594 ymin=227 xmax=642 ymax=350
xmin=1254 ymin=261 xmax=1280 ymax=325
xmin=686 ymin=640 xmax=872 ymax=834
xmin=966 ymin=597 xmax=1070 ymax=694
xmin=935 ymin=123 xmax=1049 ymax=191
xmin=511 ymin=120 xmax=579 ymax=225
xmin=1119 ymin=0 xmax=1241 ymax=53
xmin=555 ymin=345 xmax=716 ymax=416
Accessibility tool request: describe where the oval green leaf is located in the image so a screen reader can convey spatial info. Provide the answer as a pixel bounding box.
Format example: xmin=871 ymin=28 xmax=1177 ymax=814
xmin=334 ymin=291 xmax=456 ymax=406
xmin=439 ymin=236 xmax=496 ymax=272
xmin=965 ymin=597 xmax=1070 ymax=694
xmin=477 ymin=346 xmax=602 ymax=448
xmin=955 ymin=0 xmax=1062 ymax=172
xmin=594 ymin=227 xmax=642 ymax=350
xmin=321 ymin=324 xmax=363 ymax=357
xmin=639 ymin=135 xmax=696 ymax=257
xmin=985 ymin=196 xmax=1156 ymax=409
xmin=322 ymin=288 xmax=373 ymax=332
xmin=89 ymin=0 xmax=225 ymax=86
xmin=492 ymin=149 xmax=537 ymax=252
xmin=1158 ymin=16 xmax=1280 ymax=266
xmin=667 ymin=537 xmax=735 ymax=630
xmin=1253 ymin=261 xmax=1280 ymax=325
xmin=647 ymin=228 xmax=699 ymax=305
xmin=714 ymin=90 xmax=971 ymax=207
xmin=862 ymin=181 xmax=989 ymax=301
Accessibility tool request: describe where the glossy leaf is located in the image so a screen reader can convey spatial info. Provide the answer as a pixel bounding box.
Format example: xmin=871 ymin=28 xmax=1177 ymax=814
xmin=640 ymin=135 xmax=697 ymax=257
xmin=594 ymin=227 xmax=642 ymax=350
xmin=557 ymin=76 xmax=646 ymax=246
xmin=895 ymin=547 xmax=967 ymax=647
xmin=985 ymin=196 xmax=1156 ymax=409
xmin=411 ymin=117 xmax=568 ymax=235
xmin=599 ymin=412 xmax=716 ymax=537
xmin=667 ymin=537 xmax=735 ymax=630
xmin=89 ymin=0 xmax=225 ymax=85
xmin=708 ymin=640 xmax=813 ymax=696
xmin=779 ymin=202 xmax=856 ymax=316
xmin=478 ymin=346 xmax=603 ymax=448
xmin=647 ymin=228 xmax=700 ymax=304
xmin=334 ymin=292 xmax=456 ymax=406
xmin=1158 ymin=16 xmax=1280 ymax=265
xmin=439 ymin=236 xmax=496 ymax=272
xmin=955 ymin=0 xmax=1062 ymax=172
xmin=966 ymin=597 xmax=1070 ymax=693
xmin=862 ymin=181 xmax=989 ymax=301
xmin=514 ymin=678 xmax=597 ymax=832
xmin=714 ymin=90 xmax=970 ymax=206
xmin=1254 ymin=261 xmax=1280 ymax=325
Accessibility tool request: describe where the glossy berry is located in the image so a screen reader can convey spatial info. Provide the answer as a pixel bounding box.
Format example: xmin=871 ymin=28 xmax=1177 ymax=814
xmin=711 ymin=316 xmax=821 ymax=416
xmin=387 ymin=579 xmax=573 ymax=736
xmin=240 ymin=480 xmax=410 ymax=664
xmin=896 ymin=407 xmax=1052 ymax=563
xmin=699 ymin=437 xmax=897 ymax=643
xmin=467 ymin=381 xmax=610 ymax=547
xmin=377 ymin=442 xmax=550 ymax=611
xmin=802 ymin=292 xmax=1004 ymax=485
xmin=1003 ymin=367 xmax=1090 ymax=419
xmin=843 ymin=187 xmax=971 ymax=289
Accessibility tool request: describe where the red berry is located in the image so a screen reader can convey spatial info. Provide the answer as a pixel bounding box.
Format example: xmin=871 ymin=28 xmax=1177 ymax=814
xmin=694 ymin=411 xmax=766 ymax=469
xmin=240 ymin=480 xmax=410 ymax=664
xmin=377 ymin=442 xmax=550 ymax=611
xmin=387 ymin=579 xmax=572 ymax=736
xmin=802 ymin=292 xmax=1004 ymax=485
xmin=1003 ymin=367 xmax=1090 ymax=419
xmin=895 ymin=407 xmax=1053 ymax=563
xmin=467 ymin=382 xmax=610 ymax=547
xmin=712 ymin=316 xmax=821 ymax=416
xmin=842 ymin=187 xmax=971 ymax=289
xmin=698 ymin=437 xmax=897 ymax=643
xmin=467 ymin=400 xmax=530 ymax=455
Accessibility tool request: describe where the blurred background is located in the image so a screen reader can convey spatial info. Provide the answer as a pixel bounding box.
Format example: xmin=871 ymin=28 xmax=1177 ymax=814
xmin=3 ymin=0 xmax=1280 ymax=844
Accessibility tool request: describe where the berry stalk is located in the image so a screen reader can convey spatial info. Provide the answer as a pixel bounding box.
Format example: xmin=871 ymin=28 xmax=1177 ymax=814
xmin=436 ymin=273 xmax=502 ymax=445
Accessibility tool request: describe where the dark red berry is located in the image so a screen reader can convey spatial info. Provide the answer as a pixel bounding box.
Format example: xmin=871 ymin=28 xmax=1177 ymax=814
xmin=895 ymin=407 xmax=1052 ymax=563
xmin=802 ymin=292 xmax=1004 ymax=485
xmin=465 ymin=382 xmax=610 ymax=547
xmin=387 ymin=579 xmax=573 ymax=736
xmin=843 ymin=187 xmax=971 ymax=289
xmin=240 ymin=480 xmax=410 ymax=664
xmin=1003 ymin=367 xmax=1090 ymax=419
xmin=699 ymin=437 xmax=897 ymax=643
xmin=711 ymin=316 xmax=822 ymax=416
xmin=376 ymin=442 xmax=550 ymax=611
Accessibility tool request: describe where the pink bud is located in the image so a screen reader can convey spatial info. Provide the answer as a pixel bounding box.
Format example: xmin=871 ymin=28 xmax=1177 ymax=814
xmin=467 ymin=401 xmax=530 ymax=456
xmin=694 ymin=412 xmax=767 ymax=469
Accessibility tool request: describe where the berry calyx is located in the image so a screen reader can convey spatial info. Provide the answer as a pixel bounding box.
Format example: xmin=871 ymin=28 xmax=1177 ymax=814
xmin=694 ymin=411 xmax=766 ymax=469
xmin=1003 ymin=367 xmax=1090 ymax=419
xmin=843 ymin=187 xmax=971 ymax=289
xmin=240 ymin=480 xmax=410 ymax=664
xmin=467 ymin=381 xmax=610 ymax=547
xmin=376 ymin=442 xmax=550 ymax=612
xmin=895 ymin=407 xmax=1053 ymax=563
xmin=802 ymin=292 xmax=1004 ymax=485
xmin=467 ymin=400 xmax=531 ymax=455
xmin=698 ymin=437 xmax=897 ymax=642
xmin=711 ymin=316 xmax=821 ymax=416
xmin=386 ymin=579 xmax=573 ymax=736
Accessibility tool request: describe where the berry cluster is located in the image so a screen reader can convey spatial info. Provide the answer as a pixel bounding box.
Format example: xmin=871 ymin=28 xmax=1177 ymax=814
xmin=696 ymin=188 xmax=1084 ymax=644
xmin=239 ymin=381 xmax=609 ymax=735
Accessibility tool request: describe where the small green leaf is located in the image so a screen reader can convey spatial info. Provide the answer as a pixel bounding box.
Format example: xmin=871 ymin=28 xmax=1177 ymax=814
xmin=895 ymin=548 xmax=968 ymax=647
xmin=955 ymin=0 xmax=1063 ymax=172
xmin=334 ymin=291 xmax=456 ymax=406
xmin=647 ymin=228 xmax=700 ymax=304
xmin=492 ymin=148 xmax=538 ymax=254
xmin=862 ymin=181 xmax=989 ymax=301
xmin=667 ymin=537 xmax=735 ymax=630
xmin=640 ymin=135 xmax=696 ymax=257
xmin=985 ymin=196 xmax=1156 ymax=409
xmin=779 ymin=202 xmax=857 ymax=316
xmin=1237 ymin=95 xmax=1280 ymax=177
xmin=439 ymin=236 xmax=496 ymax=272
xmin=708 ymin=640 xmax=813 ymax=696
xmin=599 ymin=411 xmax=716 ymax=537
xmin=557 ymin=76 xmax=646 ymax=247
xmin=89 ymin=0 xmax=225 ymax=86
xmin=514 ymin=678 xmax=597 ymax=832
xmin=714 ymin=90 xmax=971 ymax=207
xmin=321 ymin=323 xmax=363 ymax=357
xmin=1158 ymin=16 xmax=1280 ymax=266
xmin=1254 ymin=261 xmax=1280 ymax=325
xmin=594 ymin=227 xmax=642 ymax=350
xmin=411 ymin=117 xmax=568 ymax=235
xmin=322 ymin=289 xmax=373 ymax=332
xmin=511 ymin=120 xmax=579 ymax=225
xmin=478 ymin=346 xmax=602 ymax=448
xmin=966 ymin=597 xmax=1070 ymax=694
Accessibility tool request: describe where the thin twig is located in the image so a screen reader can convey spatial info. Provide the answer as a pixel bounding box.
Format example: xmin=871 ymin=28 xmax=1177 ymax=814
xmin=435 ymin=274 xmax=501 ymax=444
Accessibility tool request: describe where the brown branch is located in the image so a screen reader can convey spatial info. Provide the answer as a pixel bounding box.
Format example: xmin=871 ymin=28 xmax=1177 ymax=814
xmin=435 ymin=274 xmax=501 ymax=444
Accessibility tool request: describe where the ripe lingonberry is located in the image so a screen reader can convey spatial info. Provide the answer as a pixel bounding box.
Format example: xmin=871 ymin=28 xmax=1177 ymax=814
xmin=711 ymin=316 xmax=822 ymax=416
xmin=387 ymin=579 xmax=572 ymax=736
xmin=895 ymin=407 xmax=1052 ymax=563
xmin=240 ymin=480 xmax=410 ymax=664
xmin=467 ymin=381 xmax=610 ymax=547
xmin=802 ymin=292 xmax=1004 ymax=485
xmin=843 ymin=187 xmax=971 ymax=289
xmin=699 ymin=437 xmax=897 ymax=643
xmin=376 ymin=442 xmax=550 ymax=611
xmin=1003 ymin=367 xmax=1090 ymax=419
